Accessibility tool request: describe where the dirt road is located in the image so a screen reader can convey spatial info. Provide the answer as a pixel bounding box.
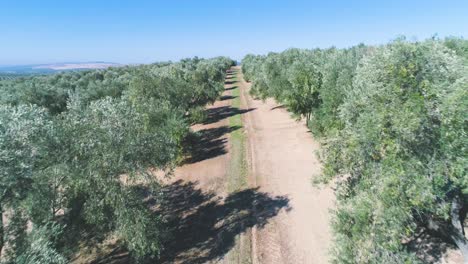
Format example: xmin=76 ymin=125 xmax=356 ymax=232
xmin=159 ymin=69 xmax=237 ymax=263
xmin=160 ymin=67 xmax=333 ymax=264
xmin=237 ymin=67 xmax=334 ymax=264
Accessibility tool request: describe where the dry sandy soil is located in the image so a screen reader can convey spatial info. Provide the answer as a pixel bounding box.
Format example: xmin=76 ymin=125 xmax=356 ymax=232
xmin=237 ymin=67 xmax=334 ymax=264
xmin=157 ymin=70 xmax=235 ymax=263
xmin=157 ymin=69 xmax=263 ymax=264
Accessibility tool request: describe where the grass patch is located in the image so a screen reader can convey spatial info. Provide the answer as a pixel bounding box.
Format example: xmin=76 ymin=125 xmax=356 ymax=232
xmin=227 ymin=74 xmax=248 ymax=193
xmin=226 ymin=70 xmax=252 ymax=264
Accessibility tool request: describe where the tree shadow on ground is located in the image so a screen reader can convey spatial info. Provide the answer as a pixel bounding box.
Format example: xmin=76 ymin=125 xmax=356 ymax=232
xmin=203 ymin=106 xmax=256 ymax=125
xmin=83 ymin=181 xmax=290 ymax=264
xmin=89 ymin=247 xmax=129 ymax=264
xmin=224 ymin=86 xmax=238 ymax=91
xmin=406 ymin=227 xmax=460 ymax=263
xmin=157 ymin=180 xmax=291 ymax=264
xmin=271 ymin=104 xmax=286 ymax=111
xmin=183 ymin=125 xmax=241 ymax=164
xmin=219 ymin=95 xmax=237 ymax=101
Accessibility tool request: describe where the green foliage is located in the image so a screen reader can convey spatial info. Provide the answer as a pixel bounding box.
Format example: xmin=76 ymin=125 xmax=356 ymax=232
xmin=242 ymin=38 xmax=468 ymax=262
xmin=444 ymin=37 xmax=468 ymax=62
xmin=11 ymin=223 xmax=66 ymax=264
xmin=285 ymin=54 xmax=322 ymax=121
xmin=0 ymin=104 xmax=53 ymax=208
xmin=0 ymin=56 xmax=234 ymax=262
xmin=188 ymin=106 xmax=208 ymax=124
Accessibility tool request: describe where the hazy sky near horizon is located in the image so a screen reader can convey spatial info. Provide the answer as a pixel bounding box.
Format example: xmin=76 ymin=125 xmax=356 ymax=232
xmin=1 ymin=0 xmax=467 ymax=65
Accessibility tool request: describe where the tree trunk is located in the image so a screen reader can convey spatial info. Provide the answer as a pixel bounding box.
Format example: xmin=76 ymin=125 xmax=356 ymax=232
xmin=427 ymin=195 xmax=468 ymax=263
xmin=0 ymin=203 xmax=4 ymax=259
xmin=450 ymin=195 xmax=468 ymax=263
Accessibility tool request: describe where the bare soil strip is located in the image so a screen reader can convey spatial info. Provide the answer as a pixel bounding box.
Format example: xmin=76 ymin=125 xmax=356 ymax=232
xmin=237 ymin=67 xmax=334 ymax=264
xmin=159 ymin=69 xmax=236 ymax=263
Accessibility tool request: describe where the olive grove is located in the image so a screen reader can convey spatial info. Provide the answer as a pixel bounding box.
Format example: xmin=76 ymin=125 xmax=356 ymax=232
xmin=0 ymin=57 xmax=235 ymax=263
xmin=242 ymin=38 xmax=468 ymax=263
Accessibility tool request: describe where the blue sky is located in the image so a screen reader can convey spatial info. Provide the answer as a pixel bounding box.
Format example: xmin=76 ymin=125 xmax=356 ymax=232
xmin=1 ymin=0 xmax=467 ymax=65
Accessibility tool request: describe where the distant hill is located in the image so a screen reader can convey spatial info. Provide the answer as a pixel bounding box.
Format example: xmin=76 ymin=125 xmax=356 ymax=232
xmin=0 ymin=62 xmax=121 ymax=74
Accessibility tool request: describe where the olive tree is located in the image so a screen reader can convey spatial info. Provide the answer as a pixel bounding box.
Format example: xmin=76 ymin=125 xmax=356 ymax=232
xmin=324 ymin=40 xmax=468 ymax=262
xmin=285 ymin=56 xmax=322 ymax=124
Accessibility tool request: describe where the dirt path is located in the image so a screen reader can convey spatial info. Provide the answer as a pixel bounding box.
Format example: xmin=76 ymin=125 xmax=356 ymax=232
xmin=158 ymin=69 xmax=236 ymax=263
xmin=158 ymin=69 xmax=288 ymax=264
xmin=237 ymin=67 xmax=334 ymax=264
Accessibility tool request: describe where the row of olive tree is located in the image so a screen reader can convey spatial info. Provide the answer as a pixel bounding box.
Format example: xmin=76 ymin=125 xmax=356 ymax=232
xmin=0 ymin=74 xmax=24 ymax=81
xmin=242 ymin=38 xmax=468 ymax=263
xmin=0 ymin=57 xmax=235 ymax=263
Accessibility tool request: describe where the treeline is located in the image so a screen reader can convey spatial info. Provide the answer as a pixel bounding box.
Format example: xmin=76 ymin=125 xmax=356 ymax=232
xmin=0 ymin=74 xmax=27 ymax=81
xmin=0 ymin=57 xmax=234 ymax=263
xmin=242 ymin=37 xmax=468 ymax=263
